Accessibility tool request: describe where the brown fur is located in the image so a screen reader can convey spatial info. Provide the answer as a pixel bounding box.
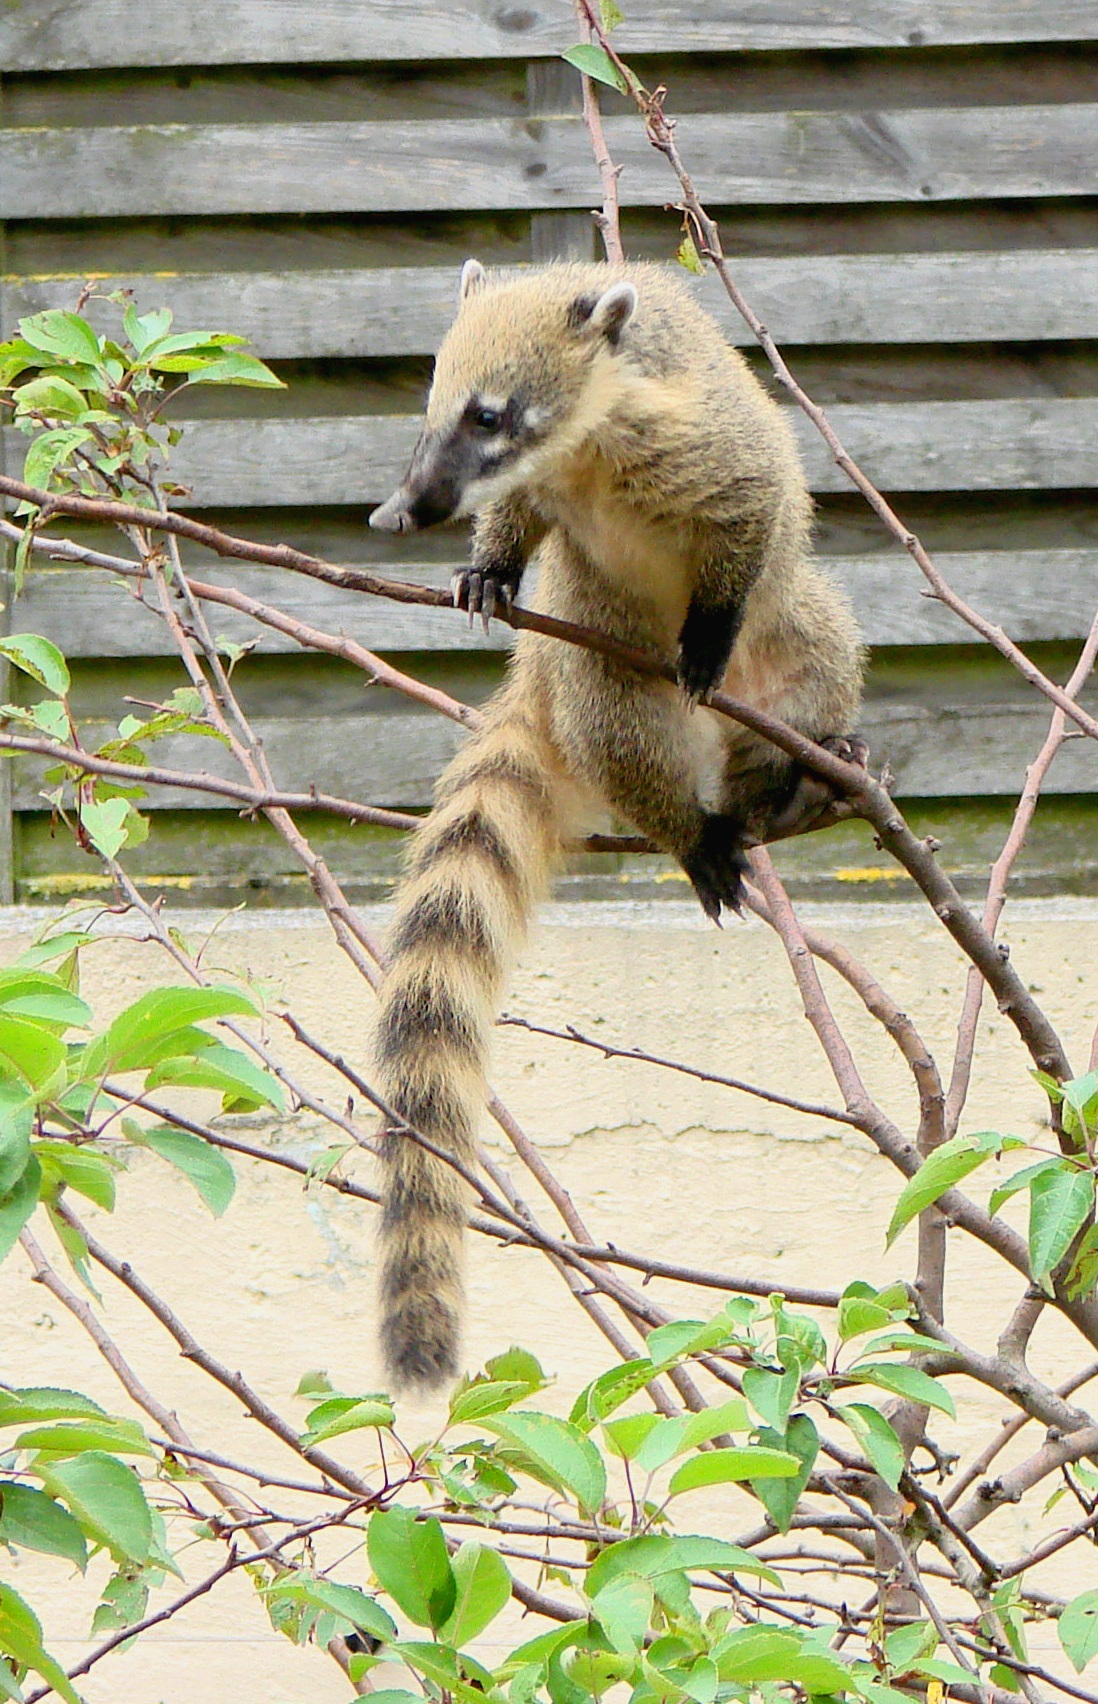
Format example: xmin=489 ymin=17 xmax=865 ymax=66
xmin=371 ymin=261 xmax=864 ymax=1387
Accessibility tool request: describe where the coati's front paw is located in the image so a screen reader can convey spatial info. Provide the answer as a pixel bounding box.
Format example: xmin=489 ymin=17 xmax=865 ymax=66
xmin=451 ymin=565 xmax=520 ymax=630
xmin=682 ymin=813 xmax=751 ymax=924
xmin=676 ymin=601 xmax=739 ymax=705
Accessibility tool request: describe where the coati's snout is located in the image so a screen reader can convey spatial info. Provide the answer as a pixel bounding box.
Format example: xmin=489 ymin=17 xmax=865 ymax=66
xmin=369 ymin=400 xmax=525 ymax=535
xmin=370 ymin=258 xmax=640 ymax=536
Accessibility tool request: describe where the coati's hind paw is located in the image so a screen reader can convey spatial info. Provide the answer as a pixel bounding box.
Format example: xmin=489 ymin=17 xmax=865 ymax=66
xmin=451 ymin=566 xmax=519 ymax=631
xmin=767 ymin=733 xmax=870 ymax=839
xmin=683 ymin=813 xmax=751 ymax=925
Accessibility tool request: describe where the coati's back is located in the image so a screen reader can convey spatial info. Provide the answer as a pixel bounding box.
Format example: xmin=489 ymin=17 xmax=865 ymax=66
xmin=370 ymin=261 xmax=863 ymax=1389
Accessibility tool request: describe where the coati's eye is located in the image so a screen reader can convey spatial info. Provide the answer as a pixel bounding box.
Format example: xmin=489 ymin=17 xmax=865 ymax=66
xmin=468 ymin=404 xmax=504 ymax=434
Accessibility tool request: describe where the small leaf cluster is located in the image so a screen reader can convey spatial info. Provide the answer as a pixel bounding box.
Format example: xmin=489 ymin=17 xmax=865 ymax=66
xmin=0 ymin=920 xmax=282 ymax=1280
xmin=0 ymin=295 xmax=282 ymax=586
xmin=888 ymin=1069 xmax=1098 ymax=1296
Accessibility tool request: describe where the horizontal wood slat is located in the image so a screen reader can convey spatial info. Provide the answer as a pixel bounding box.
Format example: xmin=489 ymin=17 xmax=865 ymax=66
xmin=7 ymin=398 xmax=1093 ymax=507
xmin=4 ymin=1 xmax=1096 ymax=71
xmin=4 ymin=106 xmax=1097 ymax=219
xmin=11 ymin=690 xmax=1098 ymax=809
xmin=17 ymin=550 xmax=1098 ymax=654
xmin=9 ymin=250 xmax=1098 ymax=353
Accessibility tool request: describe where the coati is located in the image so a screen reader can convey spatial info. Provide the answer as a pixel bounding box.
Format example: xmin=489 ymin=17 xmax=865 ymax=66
xmin=368 ymin=259 xmax=864 ymax=1388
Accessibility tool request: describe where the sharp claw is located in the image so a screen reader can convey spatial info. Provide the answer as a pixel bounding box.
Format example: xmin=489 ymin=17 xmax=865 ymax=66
xmin=451 ymin=573 xmax=465 ymax=610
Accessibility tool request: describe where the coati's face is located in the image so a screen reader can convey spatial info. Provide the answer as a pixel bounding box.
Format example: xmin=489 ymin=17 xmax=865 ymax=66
xmin=370 ymin=259 xmax=638 ymax=533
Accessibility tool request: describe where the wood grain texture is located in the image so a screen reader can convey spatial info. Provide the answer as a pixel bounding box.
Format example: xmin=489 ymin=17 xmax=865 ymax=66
xmin=4 ymin=106 xmax=1098 ymax=219
xmin=4 ymin=0 xmax=1096 ymax=70
xmin=8 ymin=250 xmax=1098 ymax=353
xmin=11 ymin=688 xmax=1097 ymax=809
xmin=17 ymin=550 xmax=1098 ymax=655
xmin=7 ymin=397 xmax=1095 ymax=507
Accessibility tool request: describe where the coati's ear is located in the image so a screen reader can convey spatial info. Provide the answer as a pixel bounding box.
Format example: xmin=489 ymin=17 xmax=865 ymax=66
xmin=588 ymin=280 xmax=638 ymax=345
xmin=458 ymin=258 xmax=488 ymax=304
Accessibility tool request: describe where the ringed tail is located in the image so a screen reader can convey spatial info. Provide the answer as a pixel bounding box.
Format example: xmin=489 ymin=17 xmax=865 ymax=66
xmin=373 ymin=694 xmax=561 ymax=1389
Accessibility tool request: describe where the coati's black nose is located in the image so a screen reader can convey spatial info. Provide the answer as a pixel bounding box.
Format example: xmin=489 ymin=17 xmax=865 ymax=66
xmin=369 ymin=490 xmax=418 ymax=533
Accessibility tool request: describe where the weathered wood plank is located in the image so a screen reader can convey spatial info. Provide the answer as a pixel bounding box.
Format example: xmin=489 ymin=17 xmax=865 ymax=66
xmin=4 ymin=106 xmax=1097 ymax=219
xmin=4 ymin=0 xmax=1096 ymax=71
xmin=17 ymin=550 xmax=1098 ymax=655
xmin=8 ymin=398 xmax=1096 ymax=507
xmin=11 ymin=689 xmax=1098 ymax=809
xmin=9 ymin=249 xmax=1098 ymax=353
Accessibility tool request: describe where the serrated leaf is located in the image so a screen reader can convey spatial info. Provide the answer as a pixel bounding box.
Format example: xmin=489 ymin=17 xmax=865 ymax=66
xmin=587 ymin=1534 xmax=780 ymax=1598
xmin=123 ymin=305 xmax=173 ymax=355
xmin=562 ymin=42 xmax=628 ymax=91
xmin=675 ymin=235 xmax=705 ymax=276
xmin=0 ymin=1581 xmax=80 ymax=1704
xmin=137 ymin=1125 xmax=236 ymax=1216
xmin=570 ymin=1357 xmax=660 ymax=1429
xmin=837 ymin=1403 xmax=904 ymax=1490
xmin=742 ymin=1365 xmax=798 ymax=1432
xmin=36 ymin=1142 xmax=118 ymax=1211
xmin=989 ymin=1156 xmax=1062 ymax=1218
xmin=0 ymin=1156 xmax=41 ymax=1265
xmin=844 ymin=1362 xmax=956 ymax=1418
xmin=838 ymin=1296 xmax=893 ymax=1340
xmin=591 ymin=1574 xmax=653 ymax=1654
xmin=0 ymin=634 xmax=70 ymax=698
xmin=1060 ymin=1591 xmax=1098 ymax=1673
xmin=668 ymin=1445 xmax=800 ymax=1495
xmin=181 ymin=352 xmax=284 ymax=388
xmin=886 ymin=1130 xmax=1013 ymax=1245
xmin=144 ymin=1040 xmax=283 ymax=1112
xmin=267 ymin=1574 xmax=396 ymax=1644
xmin=301 ymin=1395 xmax=394 ymax=1447
xmin=1029 ymin=1164 xmax=1094 ymax=1285
xmin=0 ymin=1013 xmax=66 ymax=1095
xmin=77 ymin=796 xmax=131 ymax=858
xmin=439 ymin=1542 xmax=511 ymax=1645
xmin=367 ymin=1506 xmax=456 ymax=1630
xmin=18 ymin=1416 xmax=152 ymax=1457
xmin=0 ymin=1482 xmax=87 ymax=1569
xmin=485 ymin=1412 xmax=607 ymax=1513
xmin=13 ymin=375 xmax=89 ymax=420
xmin=645 ymin=1315 xmax=735 ymax=1362
xmin=19 ymin=311 xmax=100 ymax=365
xmin=750 ymin=1415 xmax=818 ymax=1534
xmin=0 ymin=1387 xmax=106 ymax=1426
xmin=90 ymin=984 xmax=259 ymax=1075
xmin=449 ymin=1379 xmax=532 ymax=1426
xmin=37 ymin=1451 xmax=152 ymax=1563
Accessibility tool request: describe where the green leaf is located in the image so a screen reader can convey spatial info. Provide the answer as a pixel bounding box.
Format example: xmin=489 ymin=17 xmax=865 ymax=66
xmin=267 ymin=1574 xmax=397 ymax=1644
xmin=570 ymin=1357 xmax=661 ymax=1429
xmin=45 ymin=1200 xmax=98 ymax=1296
xmin=37 ymin=1450 xmax=153 ymax=1563
xmin=37 ymin=1142 xmax=119 ymax=1211
xmin=750 ymin=1415 xmax=818 ymax=1535
xmin=19 ymin=311 xmax=101 ymax=365
xmin=675 ymin=235 xmax=705 ymax=276
xmin=449 ymin=1379 xmax=533 ymax=1426
xmin=562 ymin=42 xmax=628 ymax=92
xmin=367 ymin=1506 xmax=456 ymax=1630
xmin=886 ymin=1130 xmax=1015 ymax=1245
xmin=837 ymin=1403 xmax=904 ymax=1491
xmin=883 ymin=1619 xmax=938 ymax=1673
xmin=439 ymin=1542 xmax=512 ymax=1645
xmin=989 ymin=1156 xmax=1062 ymax=1218
xmin=0 ymin=1013 xmax=66 ymax=1093
xmin=0 ymin=1093 xmax=33 ymax=1195
xmin=713 ymin=1626 xmax=850 ymax=1693
xmin=838 ymin=1295 xmax=893 ymax=1340
xmin=1060 ymin=1591 xmax=1098 ymax=1673
xmin=0 ymin=1156 xmax=41 ymax=1265
xmin=0 ymin=972 xmax=91 ymax=1031
xmin=89 ymin=984 xmax=259 ymax=1075
xmin=742 ymin=1366 xmax=798 ymax=1432
xmin=602 ymin=1412 xmax=662 ymax=1461
xmin=301 ymin=1395 xmax=394 ymax=1447
xmin=78 ymin=797 xmax=131 ymax=858
xmin=181 ymin=352 xmax=284 ymax=389
xmin=485 ymin=1412 xmax=607 ymax=1513
xmin=136 ymin=1125 xmax=236 ymax=1216
xmin=628 ymin=1399 xmax=749 ymax=1474
xmin=0 ymin=1387 xmax=106 ymax=1426
xmin=844 ymin=1362 xmax=956 ymax=1418
xmin=645 ymin=1315 xmax=736 ymax=1363
xmin=0 ymin=1482 xmax=87 ymax=1569
xmin=123 ymin=305 xmax=173 ymax=355
xmin=22 ymin=425 xmax=93 ymax=490
xmin=587 ymin=1534 xmax=780 ymax=1598
xmin=668 ymin=1446 xmax=799 ymax=1495
xmin=395 ymin=1640 xmax=495 ymax=1704
xmin=591 ymin=1574 xmax=653 ymax=1654
xmin=294 ymin=1369 xmax=333 ymax=1397
xmin=0 ymin=1581 xmax=80 ymax=1704
xmin=1029 ymin=1164 xmax=1094 ymax=1285
xmin=0 ymin=634 xmax=70 ymax=697
xmin=18 ymin=1417 xmax=152 ymax=1457
xmin=13 ymin=375 xmax=89 ymax=421
xmin=144 ymin=1040 xmax=283 ymax=1112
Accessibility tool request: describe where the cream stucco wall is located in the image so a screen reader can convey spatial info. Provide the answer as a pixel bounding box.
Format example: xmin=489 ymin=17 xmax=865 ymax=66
xmin=4 ymin=896 xmax=1098 ymax=1700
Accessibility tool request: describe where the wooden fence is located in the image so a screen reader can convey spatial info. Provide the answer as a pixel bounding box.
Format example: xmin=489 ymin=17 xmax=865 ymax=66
xmin=2 ymin=2 xmax=1098 ymax=901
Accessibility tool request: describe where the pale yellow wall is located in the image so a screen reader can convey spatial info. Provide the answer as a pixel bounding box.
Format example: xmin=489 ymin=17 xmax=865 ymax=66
xmin=4 ymin=897 xmax=1098 ymax=1700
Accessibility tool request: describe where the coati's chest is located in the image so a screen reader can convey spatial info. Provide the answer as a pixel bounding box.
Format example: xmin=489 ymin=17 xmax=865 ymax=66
xmin=530 ymin=459 xmax=695 ymax=645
